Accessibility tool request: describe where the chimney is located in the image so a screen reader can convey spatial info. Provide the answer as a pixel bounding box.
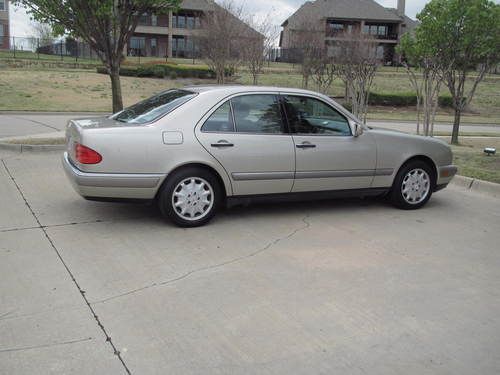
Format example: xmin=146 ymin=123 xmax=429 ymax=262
xmin=397 ymin=0 xmax=405 ymax=16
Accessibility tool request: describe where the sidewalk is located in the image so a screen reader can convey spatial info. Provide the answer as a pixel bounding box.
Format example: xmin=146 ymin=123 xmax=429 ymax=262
xmin=0 ymin=112 xmax=106 ymax=138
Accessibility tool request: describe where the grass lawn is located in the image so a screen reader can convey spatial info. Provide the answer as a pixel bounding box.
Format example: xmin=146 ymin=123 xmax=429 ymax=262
xmin=0 ymin=63 xmax=499 ymax=125
xmin=0 ymin=68 xmax=209 ymax=112
xmin=449 ymin=137 xmax=500 ymax=183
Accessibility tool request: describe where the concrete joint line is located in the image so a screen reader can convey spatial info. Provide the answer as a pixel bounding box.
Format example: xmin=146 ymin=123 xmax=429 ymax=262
xmin=0 ymin=159 xmax=132 ymax=375
xmin=91 ymin=215 xmax=312 ymax=305
xmin=0 ymin=337 xmax=93 ymax=354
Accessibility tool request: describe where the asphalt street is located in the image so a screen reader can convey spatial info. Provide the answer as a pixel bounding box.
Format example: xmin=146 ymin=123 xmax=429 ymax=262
xmin=1 ymin=149 xmax=499 ymax=374
xmin=0 ymin=112 xmax=499 ymax=139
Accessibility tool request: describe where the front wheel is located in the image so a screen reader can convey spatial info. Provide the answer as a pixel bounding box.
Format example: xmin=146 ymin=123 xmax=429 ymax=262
xmin=158 ymin=167 xmax=221 ymax=227
xmin=390 ymin=160 xmax=435 ymax=210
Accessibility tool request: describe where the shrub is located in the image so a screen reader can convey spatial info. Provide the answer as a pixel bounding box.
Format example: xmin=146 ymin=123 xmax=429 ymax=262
xmin=368 ymin=92 xmax=417 ymax=106
xmin=438 ymin=95 xmax=453 ymax=108
xmin=96 ymin=63 xmax=216 ymax=79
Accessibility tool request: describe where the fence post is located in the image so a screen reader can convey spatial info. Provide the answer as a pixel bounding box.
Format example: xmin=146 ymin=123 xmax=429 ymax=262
xmin=37 ymin=38 xmax=40 ymax=60
xmin=13 ymin=36 xmax=15 ymax=58
xmin=76 ymin=41 xmax=78 ymax=63
xmin=60 ymin=40 xmax=63 ymax=61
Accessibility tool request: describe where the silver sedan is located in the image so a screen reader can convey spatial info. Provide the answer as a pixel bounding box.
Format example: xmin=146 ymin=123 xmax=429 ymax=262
xmin=63 ymin=86 xmax=457 ymax=227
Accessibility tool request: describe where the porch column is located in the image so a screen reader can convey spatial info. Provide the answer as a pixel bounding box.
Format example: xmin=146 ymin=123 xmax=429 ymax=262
xmin=167 ymin=10 xmax=173 ymax=58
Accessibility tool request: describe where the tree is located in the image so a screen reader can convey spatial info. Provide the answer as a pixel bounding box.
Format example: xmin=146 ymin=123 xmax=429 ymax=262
xmin=243 ymin=15 xmax=277 ymax=85
xmin=196 ymin=1 xmax=246 ymax=84
xmin=31 ymin=21 xmax=54 ymax=47
xmin=416 ymin=0 xmax=500 ymax=144
xmin=398 ymin=33 xmax=445 ymax=136
xmin=15 ymin=0 xmax=180 ymax=113
xmin=289 ymin=15 xmax=325 ymax=89
xmin=331 ymin=32 xmax=380 ymax=123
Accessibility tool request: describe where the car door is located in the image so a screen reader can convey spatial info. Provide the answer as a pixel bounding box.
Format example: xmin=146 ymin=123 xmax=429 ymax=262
xmin=195 ymin=93 xmax=295 ymax=195
xmin=281 ymin=94 xmax=377 ymax=192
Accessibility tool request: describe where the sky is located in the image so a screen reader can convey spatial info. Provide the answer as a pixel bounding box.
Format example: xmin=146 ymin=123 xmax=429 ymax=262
xmin=5 ymin=0 xmax=452 ymax=38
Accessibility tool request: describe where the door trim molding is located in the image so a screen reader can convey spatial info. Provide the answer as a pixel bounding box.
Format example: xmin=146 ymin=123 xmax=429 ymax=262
xmin=232 ymin=172 xmax=295 ymax=181
xmin=232 ymin=169 xmax=393 ymax=181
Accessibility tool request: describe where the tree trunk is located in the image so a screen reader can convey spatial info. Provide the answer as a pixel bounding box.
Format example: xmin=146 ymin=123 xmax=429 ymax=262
xmin=451 ymin=107 xmax=461 ymax=145
xmin=109 ymin=69 xmax=123 ymax=113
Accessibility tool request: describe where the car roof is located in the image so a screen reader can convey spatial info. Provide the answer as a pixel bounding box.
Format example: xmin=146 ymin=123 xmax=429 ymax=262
xmin=183 ymin=85 xmax=324 ymax=97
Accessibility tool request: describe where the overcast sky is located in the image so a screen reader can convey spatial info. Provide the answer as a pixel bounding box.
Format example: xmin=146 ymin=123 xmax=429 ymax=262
xmin=4 ymin=0 xmax=459 ymax=37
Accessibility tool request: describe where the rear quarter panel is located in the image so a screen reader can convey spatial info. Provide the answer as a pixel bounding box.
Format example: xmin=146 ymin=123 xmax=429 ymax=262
xmin=69 ymin=95 xmax=234 ymax=196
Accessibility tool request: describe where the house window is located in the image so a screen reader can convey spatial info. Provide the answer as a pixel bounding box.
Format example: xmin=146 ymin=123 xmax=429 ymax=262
xmin=377 ymin=26 xmax=387 ymax=36
xmin=138 ymin=13 xmax=149 ymax=26
xmin=152 ymin=14 xmax=157 ymax=26
xmin=187 ymin=15 xmax=194 ymax=29
xmin=177 ymin=14 xmax=185 ymax=28
xmin=0 ymin=1 xmax=5 ymax=11
xmin=129 ymin=36 xmax=145 ymax=56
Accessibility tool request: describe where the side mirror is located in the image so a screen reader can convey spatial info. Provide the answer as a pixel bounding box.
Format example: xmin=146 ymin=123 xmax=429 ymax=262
xmin=353 ymin=122 xmax=364 ymax=137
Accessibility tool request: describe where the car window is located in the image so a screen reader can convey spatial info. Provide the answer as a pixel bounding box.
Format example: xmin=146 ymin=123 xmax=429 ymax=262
xmin=231 ymin=95 xmax=284 ymax=134
xmin=202 ymin=101 xmax=235 ymax=132
xmin=112 ymin=89 xmax=196 ymax=124
xmin=283 ymin=95 xmax=351 ymax=136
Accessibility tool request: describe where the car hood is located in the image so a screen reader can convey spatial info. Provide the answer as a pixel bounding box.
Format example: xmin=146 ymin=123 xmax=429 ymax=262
xmin=367 ymin=127 xmax=448 ymax=146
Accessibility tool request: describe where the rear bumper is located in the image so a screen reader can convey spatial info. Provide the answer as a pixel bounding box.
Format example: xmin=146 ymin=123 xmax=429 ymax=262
xmin=62 ymin=152 xmax=165 ymax=199
xmin=436 ymin=164 xmax=458 ymax=187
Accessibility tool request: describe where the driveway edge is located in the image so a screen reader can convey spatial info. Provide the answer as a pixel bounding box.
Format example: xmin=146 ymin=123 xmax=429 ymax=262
xmin=0 ymin=141 xmax=65 ymax=152
xmin=450 ymin=175 xmax=500 ymax=199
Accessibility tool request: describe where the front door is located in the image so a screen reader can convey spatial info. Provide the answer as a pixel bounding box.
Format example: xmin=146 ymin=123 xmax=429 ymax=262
xmin=281 ymin=94 xmax=377 ymax=192
xmin=196 ymin=94 xmax=295 ymax=195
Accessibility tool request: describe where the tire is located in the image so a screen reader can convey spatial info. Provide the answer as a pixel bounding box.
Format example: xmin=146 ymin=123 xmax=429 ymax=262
xmin=158 ymin=167 xmax=222 ymax=227
xmin=390 ymin=160 xmax=435 ymax=210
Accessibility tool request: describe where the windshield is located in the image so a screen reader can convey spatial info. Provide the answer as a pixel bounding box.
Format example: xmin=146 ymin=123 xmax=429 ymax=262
xmin=112 ymin=89 xmax=197 ymax=124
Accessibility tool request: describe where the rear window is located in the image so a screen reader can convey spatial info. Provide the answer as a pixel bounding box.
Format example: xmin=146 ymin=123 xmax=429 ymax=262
xmin=112 ymin=89 xmax=196 ymax=124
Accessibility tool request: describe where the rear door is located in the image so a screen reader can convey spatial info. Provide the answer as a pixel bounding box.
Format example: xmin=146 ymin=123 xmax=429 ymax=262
xmin=195 ymin=93 xmax=295 ymax=195
xmin=281 ymin=94 xmax=377 ymax=192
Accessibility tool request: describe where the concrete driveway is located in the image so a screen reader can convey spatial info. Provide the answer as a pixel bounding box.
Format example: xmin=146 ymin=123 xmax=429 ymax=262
xmin=1 ymin=150 xmax=499 ymax=374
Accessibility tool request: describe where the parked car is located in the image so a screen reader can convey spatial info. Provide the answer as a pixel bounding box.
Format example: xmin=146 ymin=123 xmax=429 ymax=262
xmin=63 ymin=86 xmax=457 ymax=227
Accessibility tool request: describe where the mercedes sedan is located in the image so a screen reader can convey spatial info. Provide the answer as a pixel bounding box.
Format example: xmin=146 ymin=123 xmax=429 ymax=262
xmin=63 ymin=86 xmax=457 ymax=227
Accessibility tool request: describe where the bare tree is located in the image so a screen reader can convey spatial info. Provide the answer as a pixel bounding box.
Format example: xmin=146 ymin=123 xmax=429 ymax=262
xmin=242 ymin=14 xmax=279 ymax=85
xmin=196 ymin=1 xmax=247 ymax=84
xmin=398 ymin=33 xmax=445 ymax=136
xmin=331 ymin=32 xmax=379 ymax=123
xmin=288 ymin=14 xmax=325 ymax=88
xmin=401 ymin=61 xmax=423 ymax=134
xmin=310 ymin=51 xmax=336 ymax=94
xmin=31 ymin=21 xmax=54 ymax=46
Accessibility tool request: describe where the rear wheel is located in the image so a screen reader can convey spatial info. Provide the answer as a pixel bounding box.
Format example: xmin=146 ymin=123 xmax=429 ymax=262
xmin=390 ymin=160 xmax=434 ymax=210
xmin=159 ymin=167 xmax=221 ymax=227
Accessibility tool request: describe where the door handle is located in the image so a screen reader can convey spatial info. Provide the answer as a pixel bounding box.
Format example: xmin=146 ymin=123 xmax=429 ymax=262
xmin=296 ymin=142 xmax=316 ymax=149
xmin=211 ymin=140 xmax=234 ymax=148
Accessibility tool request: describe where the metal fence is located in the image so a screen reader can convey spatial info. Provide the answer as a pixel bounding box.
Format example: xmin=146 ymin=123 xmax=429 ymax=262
xmin=0 ymin=36 xmax=206 ymax=64
xmin=0 ymin=36 xmax=102 ymax=62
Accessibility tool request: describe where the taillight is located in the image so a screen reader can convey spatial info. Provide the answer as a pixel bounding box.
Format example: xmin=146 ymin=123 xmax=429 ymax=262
xmin=75 ymin=143 xmax=102 ymax=164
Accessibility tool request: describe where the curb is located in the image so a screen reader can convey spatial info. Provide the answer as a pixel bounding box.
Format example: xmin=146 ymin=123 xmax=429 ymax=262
xmin=450 ymin=175 xmax=500 ymax=199
xmin=0 ymin=141 xmax=65 ymax=152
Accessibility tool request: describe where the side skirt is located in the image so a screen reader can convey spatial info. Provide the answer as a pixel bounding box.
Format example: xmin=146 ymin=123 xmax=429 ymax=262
xmin=226 ymin=188 xmax=389 ymax=208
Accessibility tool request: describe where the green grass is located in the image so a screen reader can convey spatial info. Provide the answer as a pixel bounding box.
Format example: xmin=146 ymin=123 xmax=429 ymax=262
xmin=450 ymin=138 xmax=500 ymax=183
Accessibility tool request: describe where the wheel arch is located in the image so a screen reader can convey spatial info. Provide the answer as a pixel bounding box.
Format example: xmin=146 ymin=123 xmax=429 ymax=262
xmin=155 ymin=162 xmax=231 ymax=201
xmin=396 ymin=155 xmax=438 ymax=187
